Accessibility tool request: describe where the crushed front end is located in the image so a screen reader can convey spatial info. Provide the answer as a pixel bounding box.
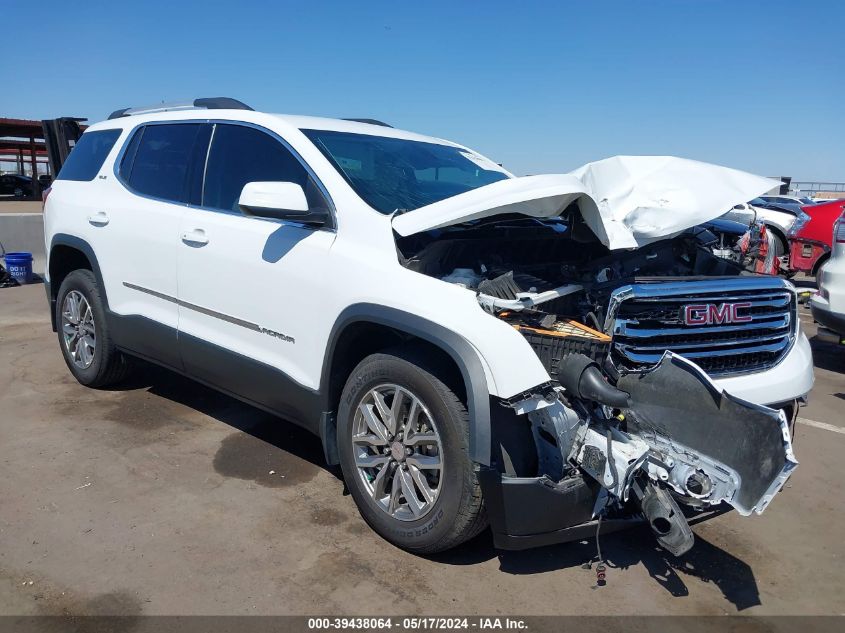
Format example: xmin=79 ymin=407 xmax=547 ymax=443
xmin=474 ymin=275 xmax=800 ymax=555
xmin=395 ymin=195 xmax=806 ymax=554
xmin=480 ymin=347 xmax=797 ymax=554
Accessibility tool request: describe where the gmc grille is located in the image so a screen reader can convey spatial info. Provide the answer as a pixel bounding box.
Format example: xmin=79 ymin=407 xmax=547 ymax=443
xmin=606 ymin=278 xmax=796 ymax=377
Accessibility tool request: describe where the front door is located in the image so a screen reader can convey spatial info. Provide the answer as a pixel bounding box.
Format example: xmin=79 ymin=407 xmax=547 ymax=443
xmin=176 ymin=122 xmax=335 ymax=426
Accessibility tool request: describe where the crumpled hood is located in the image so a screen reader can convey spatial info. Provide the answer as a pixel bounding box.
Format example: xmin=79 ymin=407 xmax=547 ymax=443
xmin=391 ymin=156 xmax=781 ymax=250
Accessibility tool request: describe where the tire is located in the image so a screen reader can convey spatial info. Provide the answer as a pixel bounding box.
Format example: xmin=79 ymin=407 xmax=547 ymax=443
xmin=812 ymin=255 xmax=830 ymax=278
xmin=56 ymin=269 xmax=131 ymax=387
xmin=763 ymin=226 xmax=786 ymax=258
xmin=337 ymin=347 xmax=486 ymax=553
xmin=771 ymin=235 xmax=786 ymax=258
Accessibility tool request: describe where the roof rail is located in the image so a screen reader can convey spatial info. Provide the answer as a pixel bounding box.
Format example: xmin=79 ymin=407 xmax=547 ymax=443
xmin=342 ymin=118 xmax=393 ymax=128
xmin=108 ymin=97 xmax=253 ymax=120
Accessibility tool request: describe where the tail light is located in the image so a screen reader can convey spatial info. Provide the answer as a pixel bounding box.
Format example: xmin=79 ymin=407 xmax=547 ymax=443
xmin=41 ymin=186 xmax=51 ymax=211
xmin=788 ymin=209 xmax=812 ymax=238
xmin=835 ymin=211 xmax=845 ymax=243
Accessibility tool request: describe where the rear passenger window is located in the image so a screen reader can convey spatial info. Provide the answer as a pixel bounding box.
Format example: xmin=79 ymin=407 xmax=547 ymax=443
xmin=202 ymin=124 xmax=323 ymax=212
xmin=123 ymin=124 xmax=201 ymax=202
xmin=57 ymin=129 xmax=121 ymax=182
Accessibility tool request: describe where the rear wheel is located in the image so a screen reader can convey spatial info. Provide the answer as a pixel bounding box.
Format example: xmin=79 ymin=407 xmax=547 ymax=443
xmin=337 ymin=348 xmax=486 ymax=553
xmin=769 ymin=232 xmax=786 ymax=258
xmin=56 ymin=269 xmax=131 ymax=387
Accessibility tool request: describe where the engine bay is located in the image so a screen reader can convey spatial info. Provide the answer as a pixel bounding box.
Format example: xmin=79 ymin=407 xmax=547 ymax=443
xmin=396 ymin=209 xmax=747 ymax=377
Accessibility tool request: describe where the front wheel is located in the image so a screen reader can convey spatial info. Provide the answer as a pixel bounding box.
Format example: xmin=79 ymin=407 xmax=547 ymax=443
xmin=337 ymin=348 xmax=486 ymax=553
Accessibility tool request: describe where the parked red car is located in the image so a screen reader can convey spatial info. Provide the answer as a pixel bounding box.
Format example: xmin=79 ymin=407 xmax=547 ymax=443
xmin=788 ymin=199 xmax=845 ymax=276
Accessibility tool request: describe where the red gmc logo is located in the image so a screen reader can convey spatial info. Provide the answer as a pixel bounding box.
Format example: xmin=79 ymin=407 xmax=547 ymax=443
xmin=682 ymin=302 xmax=753 ymax=326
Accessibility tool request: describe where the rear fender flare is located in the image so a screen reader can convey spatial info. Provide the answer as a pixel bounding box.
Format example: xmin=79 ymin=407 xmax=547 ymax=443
xmin=47 ymin=234 xmax=107 ymax=330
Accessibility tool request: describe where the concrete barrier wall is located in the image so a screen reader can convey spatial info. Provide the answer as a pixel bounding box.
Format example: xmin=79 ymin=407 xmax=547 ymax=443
xmin=0 ymin=214 xmax=46 ymax=274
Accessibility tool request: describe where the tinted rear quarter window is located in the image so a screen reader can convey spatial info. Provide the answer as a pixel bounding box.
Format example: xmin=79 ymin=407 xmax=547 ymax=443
xmin=57 ymin=129 xmax=122 ymax=182
xmin=118 ymin=127 xmax=144 ymax=182
xmin=123 ymin=124 xmax=202 ymax=202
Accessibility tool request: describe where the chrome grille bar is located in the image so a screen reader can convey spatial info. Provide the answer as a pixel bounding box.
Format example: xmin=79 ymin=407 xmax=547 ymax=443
xmin=619 ymin=339 xmax=791 ymax=364
xmin=605 ymin=278 xmax=797 ymax=378
xmin=614 ymin=314 xmax=790 ymax=338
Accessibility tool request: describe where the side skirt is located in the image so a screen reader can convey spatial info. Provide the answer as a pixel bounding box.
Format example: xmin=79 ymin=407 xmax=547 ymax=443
xmin=107 ymin=311 xmax=325 ymax=438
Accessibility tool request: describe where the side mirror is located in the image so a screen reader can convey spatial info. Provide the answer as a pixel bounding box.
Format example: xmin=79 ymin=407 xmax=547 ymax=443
xmin=238 ymin=181 xmax=330 ymax=227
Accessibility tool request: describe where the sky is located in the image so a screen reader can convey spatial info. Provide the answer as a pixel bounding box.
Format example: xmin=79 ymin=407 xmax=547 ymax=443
xmin=4 ymin=0 xmax=844 ymax=181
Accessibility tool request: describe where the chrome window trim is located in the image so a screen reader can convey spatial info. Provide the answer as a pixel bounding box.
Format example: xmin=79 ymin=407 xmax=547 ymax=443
xmin=604 ymin=277 xmax=798 ymax=378
xmin=111 ymin=118 xmax=338 ymax=232
xmin=199 ymin=123 xmax=216 ymax=208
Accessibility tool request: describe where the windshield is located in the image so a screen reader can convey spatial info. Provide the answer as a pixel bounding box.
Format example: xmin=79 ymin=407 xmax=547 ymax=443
xmin=301 ymin=129 xmax=509 ymax=214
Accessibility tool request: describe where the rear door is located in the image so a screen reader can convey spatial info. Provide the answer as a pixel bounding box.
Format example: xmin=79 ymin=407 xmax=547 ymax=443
xmin=103 ymin=122 xmax=209 ymax=367
xmin=176 ymin=122 xmax=336 ymax=425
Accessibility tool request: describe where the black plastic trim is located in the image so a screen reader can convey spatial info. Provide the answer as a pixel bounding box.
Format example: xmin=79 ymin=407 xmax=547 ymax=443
xmin=108 ymin=312 xmax=182 ymax=372
xmin=478 ymin=467 xmax=636 ymax=549
xmin=179 ymin=330 xmax=322 ymax=432
xmin=478 ymin=467 xmax=732 ymax=550
xmin=47 ymin=234 xmax=108 ymax=332
xmin=319 ymin=411 xmax=339 ymax=466
xmin=105 ymin=311 xmax=322 ymax=433
xmin=44 ymin=280 xmax=53 ymax=331
xmin=321 ymin=304 xmax=493 ymax=465
xmin=811 ymin=303 xmax=845 ymax=336
xmin=341 ymin=118 xmax=393 ymax=128
xmin=107 ymin=108 xmax=131 ymax=120
xmin=193 ymin=97 xmax=253 ymax=111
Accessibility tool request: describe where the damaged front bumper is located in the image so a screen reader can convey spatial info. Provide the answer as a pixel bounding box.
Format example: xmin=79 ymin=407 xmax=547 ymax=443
xmin=482 ymin=352 xmax=798 ymax=554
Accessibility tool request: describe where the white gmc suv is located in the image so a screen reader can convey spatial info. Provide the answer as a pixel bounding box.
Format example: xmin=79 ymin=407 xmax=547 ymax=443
xmin=44 ymin=98 xmax=813 ymax=556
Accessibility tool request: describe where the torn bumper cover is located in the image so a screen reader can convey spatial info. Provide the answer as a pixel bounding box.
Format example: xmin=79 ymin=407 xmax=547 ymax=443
xmin=480 ymin=352 xmax=797 ymax=553
xmin=617 ymin=352 xmax=797 ymax=516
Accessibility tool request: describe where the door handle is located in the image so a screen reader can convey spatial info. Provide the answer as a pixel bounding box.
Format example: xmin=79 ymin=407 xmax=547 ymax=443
xmin=181 ymin=228 xmax=209 ymax=246
xmin=87 ymin=212 xmax=109 ymax=227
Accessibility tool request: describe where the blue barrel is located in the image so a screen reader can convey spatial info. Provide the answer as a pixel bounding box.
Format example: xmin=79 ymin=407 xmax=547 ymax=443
xmin=3 ymin=252 xmax=34 ymax=284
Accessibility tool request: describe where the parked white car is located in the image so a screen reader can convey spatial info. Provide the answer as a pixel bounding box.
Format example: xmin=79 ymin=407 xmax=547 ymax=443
xmin=761 ymin=195 xmax=816 ymax=207
xmin=722 ymin=200 xmax=808 ymax=257
xmin=811 ymin=210 xmax=845 ymax=344
xmin=43 ymin=98 xmax=812 ymax=556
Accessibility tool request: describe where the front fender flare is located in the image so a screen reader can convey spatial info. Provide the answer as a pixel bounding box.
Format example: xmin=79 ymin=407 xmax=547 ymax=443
xmin=321 ymin=304 xmax=493 ymax=466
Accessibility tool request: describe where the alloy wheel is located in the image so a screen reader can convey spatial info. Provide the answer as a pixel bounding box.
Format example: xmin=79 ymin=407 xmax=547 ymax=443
xmin=352 ymin=383 xmax=444 ymax=521
xmin=61 ymin=290 xmax=96 ymax=369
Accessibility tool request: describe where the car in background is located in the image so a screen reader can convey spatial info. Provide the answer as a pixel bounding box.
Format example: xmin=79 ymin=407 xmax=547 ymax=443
xmin=38 ymin=175 xmax=53 ymax=189
xmin=696 ymin=217 xmax=779 ymax=274
xmin=788 ymin=198 xmax=845 ymax=277
xmin=0 ymin=174 xmax=37 ymax=198
xmin=722 ymin=199 xmax=805 ymax=257
xmin=810 ymin=209 xmax=845 ymax=344
xmin=760 ymin=195 xmax=817 ymax=210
